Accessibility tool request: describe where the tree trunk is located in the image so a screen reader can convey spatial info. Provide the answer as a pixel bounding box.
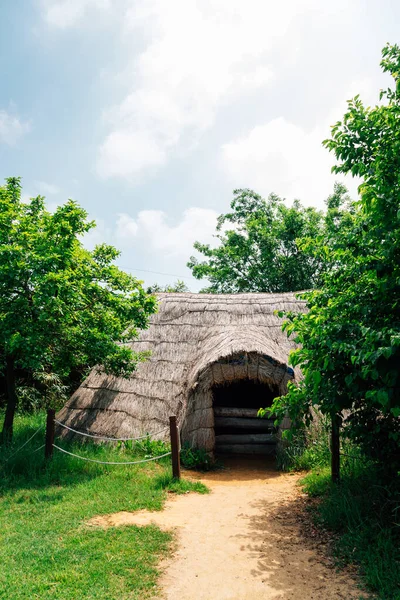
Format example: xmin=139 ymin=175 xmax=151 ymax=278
xmin=1 ymin=356 xmax=17 ymax=445
xmin=331 ymin=412 xmax=341 ymax=483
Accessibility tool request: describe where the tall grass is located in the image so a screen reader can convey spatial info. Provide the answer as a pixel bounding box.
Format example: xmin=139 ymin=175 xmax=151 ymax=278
xmin=280 ymin=419 xmax=400 ymax=599
xmin=276 ymin=414 xmax=331 ymax=471
xmin=302 ymin=462 xmax=400 ymax=599
xmin=0 ymin=411 xmax=207 ymax=600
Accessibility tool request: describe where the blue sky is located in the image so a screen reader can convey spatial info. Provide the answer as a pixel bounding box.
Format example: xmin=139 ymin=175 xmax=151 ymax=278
xmin=1 ymin=1 xmax=399 ymax=290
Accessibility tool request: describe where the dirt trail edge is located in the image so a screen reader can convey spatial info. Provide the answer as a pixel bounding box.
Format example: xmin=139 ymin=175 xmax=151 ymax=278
xmin=89 ymin=459 xmax=368 ymax=600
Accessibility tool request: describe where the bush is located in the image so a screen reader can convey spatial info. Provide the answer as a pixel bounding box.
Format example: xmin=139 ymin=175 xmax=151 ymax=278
xmin=180 ymin=443 xmax=215 ymax=471
xmin=15 ymin=386 xmax=45 ymax=412
xmin=131 ymin=436 xmax=170 ymax=458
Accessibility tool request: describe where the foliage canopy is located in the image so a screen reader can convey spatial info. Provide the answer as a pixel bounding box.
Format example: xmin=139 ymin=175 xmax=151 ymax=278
xmin=0 ymin=178 xmax=157 ymax=440
xmin=188 ymin=189 xmax=325 ymax=293
xmin=146 ymin=280 xmax=189 ymax=294
xmin=269 ymin=44 xmax=400 ymax=474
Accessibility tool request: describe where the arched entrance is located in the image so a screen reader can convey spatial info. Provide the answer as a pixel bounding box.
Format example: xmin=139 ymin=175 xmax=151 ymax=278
xmin=181 ymin=351 xmax=293 ymax=456
xmin=213 ymin=379 xmax=278 ymax=455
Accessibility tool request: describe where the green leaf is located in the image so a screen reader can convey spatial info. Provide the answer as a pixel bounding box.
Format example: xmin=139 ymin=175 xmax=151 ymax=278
xmin=313 ymin=371 xmax=322 ymax=385
xmin=0 ymin=178 xmax=157 ymax=437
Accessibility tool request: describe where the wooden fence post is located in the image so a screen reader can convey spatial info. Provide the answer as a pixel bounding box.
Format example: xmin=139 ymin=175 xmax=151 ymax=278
xmin=45 ymin=408 xmax=55 ymax=460
xmin=169 ymin=415 xmax=181 ymax=480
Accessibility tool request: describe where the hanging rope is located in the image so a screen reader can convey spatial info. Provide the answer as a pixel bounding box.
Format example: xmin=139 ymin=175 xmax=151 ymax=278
xmin=52 ymin=444 xmax=171 ymax=465
xmin=54 ymin=419 xmax=168 ymax=442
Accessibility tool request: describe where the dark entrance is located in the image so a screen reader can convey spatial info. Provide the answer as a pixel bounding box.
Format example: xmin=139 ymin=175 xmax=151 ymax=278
xmin=213 ymin=380 xmax=278 ymax=455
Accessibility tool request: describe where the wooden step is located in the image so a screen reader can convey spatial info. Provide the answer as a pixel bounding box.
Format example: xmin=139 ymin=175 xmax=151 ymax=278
xmin=215 ymin=433 xmax=276 ymax=444
xmin=214 ymin=416 xmax=275 ymax=431
xmin=214 ymin=407 xmax=260 ymax=418
xmin=216 ymin=444 xmax=276 ymax=455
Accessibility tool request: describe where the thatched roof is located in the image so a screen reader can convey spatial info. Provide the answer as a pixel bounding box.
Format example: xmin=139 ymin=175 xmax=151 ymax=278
xmin=57 ymin=292 xmax=304 ymax=447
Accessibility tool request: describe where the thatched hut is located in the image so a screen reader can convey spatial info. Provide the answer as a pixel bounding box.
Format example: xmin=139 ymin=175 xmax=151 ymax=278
xmin=57 ymin=292 xmax=304 ymax=455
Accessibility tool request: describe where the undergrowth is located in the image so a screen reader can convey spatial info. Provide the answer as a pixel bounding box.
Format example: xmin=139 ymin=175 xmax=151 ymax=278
xmin=302 ymin=462 xmax=400 ymax=599
xmin=280 ymin=419 xmax=400 ymax=599
xmin=0 ymin=411 xmax=208 ymax=600
xmin=276 ymin=415 xmax=331 ymax=471
xmin=180 ymin=442 xmax=216 ymax=471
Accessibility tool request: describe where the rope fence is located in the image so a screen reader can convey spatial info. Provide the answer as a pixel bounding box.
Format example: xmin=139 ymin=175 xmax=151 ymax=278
xmin=52 ymin=445 xmax=172 ymax=465
xmin=2 ymin=412 xmax=181 ymax=480
xmin=54 ymin=419 xmax=169 ymax=442
xmin=47 ymin=409 xmax=181 ymax=479
xmin=4 ymin=426 xmax=44 ymax=462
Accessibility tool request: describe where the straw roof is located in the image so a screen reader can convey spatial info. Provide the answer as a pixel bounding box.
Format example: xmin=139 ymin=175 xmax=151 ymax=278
xmin=57 ymin=292 xmax=304 ymax=448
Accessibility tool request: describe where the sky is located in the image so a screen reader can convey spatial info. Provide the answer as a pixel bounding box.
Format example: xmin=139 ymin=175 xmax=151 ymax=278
xmin=0 ymin=1 xmax=399 ymax=290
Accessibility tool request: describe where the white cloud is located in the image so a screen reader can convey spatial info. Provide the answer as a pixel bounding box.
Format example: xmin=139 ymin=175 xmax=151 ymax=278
xmin=221 ymin=117 xmax=333 ymax=206
xmin=33 ymin=180 xmax=60 ymax=195
xmin=0 ymin=110 xmax=30 ymax=146
xmin=97 ymin=0 xmax=335 ymax=179
xmin=41 ymin=0 xmax=361 ymax=185
xmin=41 ymin=0 xmax=111 ymax=28
xmin=239 ymin=67 xmax=275 ymax=90
xmin=116 ymin=212 xmax=139 ymax=238
xmin=220 ymin=78 xmax=377 ymax=206
xmin=97 ymin=130 xmax=167 ymax=179
xmin=116 ymin=207 xmax=219 ymax=257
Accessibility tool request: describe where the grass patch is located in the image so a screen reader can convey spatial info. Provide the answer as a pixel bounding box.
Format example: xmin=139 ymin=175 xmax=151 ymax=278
xmin=277 ymin=420 xmax=400 ymax=598
xmin=0 ymin=411 xmax=208 ymax=599
xmin=301 ymin=458 xmax=400 ymax=599
xmin=276 ymin=417 xmax=331 ymax=472
xmin=180 ymin=443 xmax=222 ymax=471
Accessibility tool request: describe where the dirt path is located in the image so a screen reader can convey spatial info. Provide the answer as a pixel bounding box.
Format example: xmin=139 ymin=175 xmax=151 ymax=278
xmin=90 ymin=459 xmax=368 ymax=600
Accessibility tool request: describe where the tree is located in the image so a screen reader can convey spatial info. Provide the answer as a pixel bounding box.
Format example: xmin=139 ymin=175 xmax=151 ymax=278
xmin=187 ymin=189 xmax=325 ymax=293
xmin=268 ymin=44 xmax=400 ymax=480
xmin=146 ymin=280 xmax=189 ymax=294
xmin=0 ymin=178 xmax=157 ymax=442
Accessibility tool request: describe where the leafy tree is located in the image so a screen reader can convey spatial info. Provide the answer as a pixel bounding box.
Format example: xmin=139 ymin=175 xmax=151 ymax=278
xmin=188 ymin=189 xmax=324 ymax=293
xmin=146 ymin=280 xmax=189 ymax=294
xmin=0 ymin=178 xmax=157 ymax=442
xmin=267 ymin=44 xmax=400 ymax=480
xmin=324 ymin=182 xmax=355 ymax=243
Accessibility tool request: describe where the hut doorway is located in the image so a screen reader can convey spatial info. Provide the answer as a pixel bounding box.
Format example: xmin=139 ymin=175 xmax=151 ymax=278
xmin=181 ymin=351 xmax=293 ymax=455
xmin=213 ymin=380 xmax=278 ymax=456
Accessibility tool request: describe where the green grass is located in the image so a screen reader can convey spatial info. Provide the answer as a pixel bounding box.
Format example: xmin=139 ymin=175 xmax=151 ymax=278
xmin=276 ymin=418 xmax=332 ymax=472
xmin=300 ymin=455 xmax=400 ymax=599
xmin=0 ymin=412 xmax=208 ymax=600
xmin=276 ymin=422 xmax=400 ymax=598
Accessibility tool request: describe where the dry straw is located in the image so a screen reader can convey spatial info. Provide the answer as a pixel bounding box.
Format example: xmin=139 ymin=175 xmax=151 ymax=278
xmin=57 ymin=292 xmax=304 ymax=451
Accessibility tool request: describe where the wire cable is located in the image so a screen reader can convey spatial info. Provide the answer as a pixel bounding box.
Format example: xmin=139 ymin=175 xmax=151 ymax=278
xmin=33 ymin=444 xmax=45 ymax=454
xmin=54 ymin=420 xmax=168 ymax=442
xmin=52 ymin=444 xmax=171 ymax=465
xmin=4 ymin=426 xmax=43 ymax=462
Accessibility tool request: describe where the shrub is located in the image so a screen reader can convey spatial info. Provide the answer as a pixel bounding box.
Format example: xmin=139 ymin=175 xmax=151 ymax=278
xmin=119 ymin=436 xmax=170 ymax=458
xmin=180 ymin=443 xmax=215 ymax=471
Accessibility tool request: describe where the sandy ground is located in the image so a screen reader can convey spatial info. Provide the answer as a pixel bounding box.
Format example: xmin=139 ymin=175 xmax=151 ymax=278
xmin=89 ymin=458 xmax=369 ymax=600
